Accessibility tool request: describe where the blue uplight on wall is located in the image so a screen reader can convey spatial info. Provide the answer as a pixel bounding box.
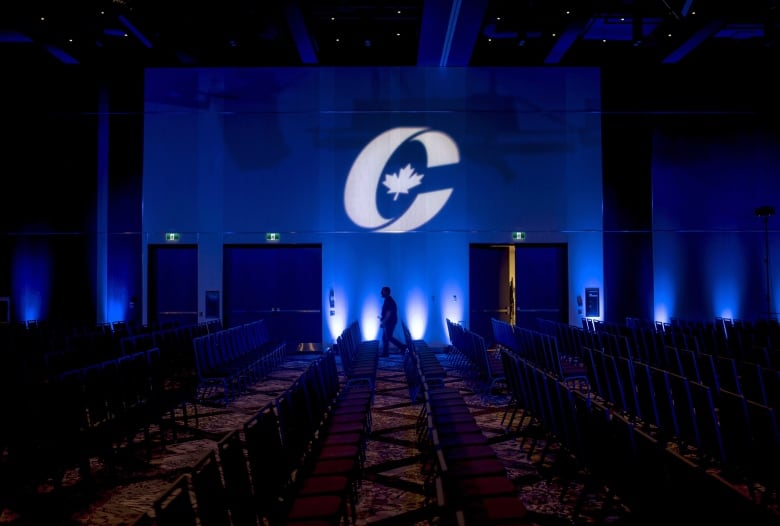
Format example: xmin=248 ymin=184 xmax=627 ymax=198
xmin=653 ymin=265 xmax=676 ymax=325
xmin=405 ymin=288 xmax=429 ymax=340
xmin=12 ymin=242 xmax=51 ymax=323
xmin=361 ymin=292 xmax=384 ymax=342
xmin=106 ymin=283 xmax=128 ymax=326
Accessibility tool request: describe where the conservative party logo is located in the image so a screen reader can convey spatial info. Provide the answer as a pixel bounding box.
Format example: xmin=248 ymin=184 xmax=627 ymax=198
xmin=344 ymin=127 xmax=459 ymax=233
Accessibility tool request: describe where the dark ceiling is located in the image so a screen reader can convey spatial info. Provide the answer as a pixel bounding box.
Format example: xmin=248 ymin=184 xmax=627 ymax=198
xmin=1 ymin=1 xmax=778 ymax=69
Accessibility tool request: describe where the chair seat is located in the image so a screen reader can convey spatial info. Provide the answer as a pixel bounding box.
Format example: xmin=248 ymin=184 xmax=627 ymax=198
xmin=463 ymin=495 xmax=530 ymax=524
xmin=285 ymin=494 xmax=345 ymax=523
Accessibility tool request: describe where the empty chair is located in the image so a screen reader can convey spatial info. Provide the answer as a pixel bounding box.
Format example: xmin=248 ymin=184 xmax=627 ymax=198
xmin=243 ymin=403 xmax=290 ymax=523
xmin=745 ymin=398 xmax=780 ymax=504
xmin=216 ymin=430 xmax=257 ymax=526
xmin=189 ymin=449 xmax=231 ymax=526
xmin=470 ymin=331 xmax=507 ymax=396
xmin=152 ymin=474 xmax=197 ymax=526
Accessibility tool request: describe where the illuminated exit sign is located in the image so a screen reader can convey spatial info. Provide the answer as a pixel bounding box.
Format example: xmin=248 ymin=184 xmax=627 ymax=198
xmin=165 ymin=232 xmax=180 ymax=242
xmin=266 ymin=232 xmax=281 ymax=241
xmin=512 ymin=231 xmax=526 ymax=240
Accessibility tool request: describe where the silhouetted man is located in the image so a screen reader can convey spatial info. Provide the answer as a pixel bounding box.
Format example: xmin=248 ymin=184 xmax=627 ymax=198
xmin=380 ymin=286 xmax=407 ymax=357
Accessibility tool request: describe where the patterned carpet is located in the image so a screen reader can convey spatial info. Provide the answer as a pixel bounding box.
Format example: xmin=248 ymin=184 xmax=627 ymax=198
xmin=0 ymin=347 xmax=634 ymax=526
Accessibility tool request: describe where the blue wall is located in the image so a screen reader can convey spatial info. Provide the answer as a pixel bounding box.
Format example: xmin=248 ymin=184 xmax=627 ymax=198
xmin=651 ymin=118 xmax=780 ymax=323
xmin=141 ymin=67 xmax=604 ymax=345
xmin=2 ymin=66 xmax=779 ymax=342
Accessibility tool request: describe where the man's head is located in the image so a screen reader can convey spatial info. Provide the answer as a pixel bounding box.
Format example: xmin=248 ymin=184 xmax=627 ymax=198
xmin=381 ymin=286 xmax=391 ymax=297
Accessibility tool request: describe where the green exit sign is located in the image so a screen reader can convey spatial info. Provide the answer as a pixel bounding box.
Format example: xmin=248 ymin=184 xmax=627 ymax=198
xmin=165 ymin=232 xmax=180 ymax=242
xmin=266 ymin=232 xmax=281 ymax=241
xmin=512 ymin=231 xmax=526 ymax=240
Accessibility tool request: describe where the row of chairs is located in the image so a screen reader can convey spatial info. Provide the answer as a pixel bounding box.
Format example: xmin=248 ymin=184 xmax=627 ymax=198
xmin=446 ymin=319 xmax=506 ymax=396
xmin=41 ymin=320 xmax=211 ymax=381
xmin=586 ymin=336 xmax=780 ymax=410
xmin=136 ymin=347 xmax=375 ymax=526
xmin=584 ymin=345 xmax=780 ymax=506
xmin=500 ymin=347 xmax=665 ymax=520
xmin=534 ymin=317 xmax=780 ymax=410
xmin=516 ymin=318 xmax=780 ymax=508
xmin=584 ymin=316 xmax=780 ymax=375
xmin=500 ymin=346 xmax=780 ymax=524
xmin=4 ymin=320 xmax=216 ymax=491
xmin=501 ymin=327 xmax=780 ymax=517
xmin=15 ymin=346 xmax=178 ymax=486
xmin=407 ymin=348 xmax=533 ymax=525
xmin=336 ymin=321 xmax=380 ymax=388
xmin=492 ymin=318 xmax=589 ymax=392
xmin=191 ymin=319 xmax=287 ymax=405
xmin=402 ymin=322 xmax=445 ymax=402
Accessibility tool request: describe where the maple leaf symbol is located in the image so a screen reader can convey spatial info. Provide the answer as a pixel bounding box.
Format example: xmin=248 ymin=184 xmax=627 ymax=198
xmin=382 ymin=163 xmax=424 ymax=201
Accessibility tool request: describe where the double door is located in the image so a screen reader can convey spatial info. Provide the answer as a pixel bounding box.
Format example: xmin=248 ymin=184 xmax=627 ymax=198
xmin=469 ymin=243 xmax=567 ymax=346
xmin=223 ymin=245 xmax=322 ymax=346
xmin=148 ymin=244 xmax=323 ymax=348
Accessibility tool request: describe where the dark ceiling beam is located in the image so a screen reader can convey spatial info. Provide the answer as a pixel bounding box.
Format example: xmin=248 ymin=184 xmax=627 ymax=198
xmin=661 ymin=19 xmax=723 ymax=63
xmin=285 ymin=0 xmax=318 ymax=64
xmin=544 ymin=20 xmax=588 ymax=64
xmin=118 ymin=15 xmax=152 ymax=48
xmin=681 ymin=0 xmax=694 ymax=17
xmin=0 ymin=30 xmax=32 ymax=43
xmin=43 ymin=44 xmax=79 ymax=64
xmin=417 ymin=0 xmax=488 ymax=66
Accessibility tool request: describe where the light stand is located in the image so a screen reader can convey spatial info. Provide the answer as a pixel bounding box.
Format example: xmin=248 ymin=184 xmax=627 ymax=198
xmin=755 ymin=205 xmax=775 ymax=321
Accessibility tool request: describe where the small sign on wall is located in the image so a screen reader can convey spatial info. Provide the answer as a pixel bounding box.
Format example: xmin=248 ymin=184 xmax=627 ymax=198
xmin=585 ymin=287 xmax=600 ymax=318
xmin=205 ymin=290 xmax=220 ymax=319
